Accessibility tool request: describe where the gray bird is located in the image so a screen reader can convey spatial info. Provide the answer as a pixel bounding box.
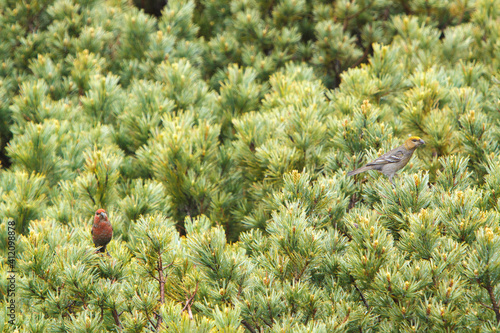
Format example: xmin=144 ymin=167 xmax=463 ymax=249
xmin=347 ymin=136 xmax=425 ymax=183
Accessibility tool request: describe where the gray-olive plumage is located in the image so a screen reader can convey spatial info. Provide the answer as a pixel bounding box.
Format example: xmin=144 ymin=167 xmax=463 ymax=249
xmin=347 ymin=136 xmax=425 ymax=183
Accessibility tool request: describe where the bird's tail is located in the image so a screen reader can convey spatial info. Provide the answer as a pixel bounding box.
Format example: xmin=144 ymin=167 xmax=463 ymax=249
xmin=347 ymin=165 xmax=372 ymax=177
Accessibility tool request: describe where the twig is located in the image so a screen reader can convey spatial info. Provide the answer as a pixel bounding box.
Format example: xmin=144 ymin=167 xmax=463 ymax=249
xmin=354 ymin=282 xmax=370 ymax=310
xmin=86 ymin=186 xmax=96 ymax=206
xmin=485 ymin=281 xmax=500 ymax=323
xmin=181 ymin=282 xmax=199 ymax=320
xmin=342 ymin=1 xmax=375 ymax=31
xmin=241 ymin=320 xmax=257 ymax=333
xmin=351 ymin=45 xmax=372 ymax=69
xmin=144 ymin=308 xmax=157 ymax=330
xmin=296 ymin=257 xmax=312 ymax=282
xmin=478 ymin=300 xmax=494 ymax=311
xmin=156 ymin=249 xmax=166 ymax=331
xmin=112 ymin=309 xmax=123 ymax=329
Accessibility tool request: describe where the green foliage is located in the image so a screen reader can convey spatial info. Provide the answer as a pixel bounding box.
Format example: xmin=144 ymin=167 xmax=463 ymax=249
xmin=0 ymin=171 xmax=48 ymax=233
xmin=1 ymin=0 xmax=500 ymax=331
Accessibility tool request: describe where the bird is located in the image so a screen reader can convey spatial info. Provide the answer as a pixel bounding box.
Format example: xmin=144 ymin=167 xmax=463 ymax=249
xmin=92 ymin=208 xmax=113 ymax=254
xmin=347 ymin=136 xmax=425 ymax=183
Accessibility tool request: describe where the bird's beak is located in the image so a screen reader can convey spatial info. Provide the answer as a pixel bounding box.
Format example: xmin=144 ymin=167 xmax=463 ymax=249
xmin=419 ymin=139 xmax=425 ymax=145
xmin=99 ymin=212 xmax=107 ymax=219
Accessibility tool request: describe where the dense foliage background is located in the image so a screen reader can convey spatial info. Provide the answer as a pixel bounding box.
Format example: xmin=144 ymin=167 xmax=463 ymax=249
xmin=1 ymin=0 xmax=500 ymax=331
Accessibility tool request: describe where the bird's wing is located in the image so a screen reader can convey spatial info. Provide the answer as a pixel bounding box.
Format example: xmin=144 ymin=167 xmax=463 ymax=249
xmin=366 ymin=148 xmax=404 ymax=166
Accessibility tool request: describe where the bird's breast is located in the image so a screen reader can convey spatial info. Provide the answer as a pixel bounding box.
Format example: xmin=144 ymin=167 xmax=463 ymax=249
xmin=92 ymin=222 xmax=113 ymax=245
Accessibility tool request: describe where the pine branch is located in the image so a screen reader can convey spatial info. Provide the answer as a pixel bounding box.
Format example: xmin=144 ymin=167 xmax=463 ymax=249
xmin=341 ymin=308 xmax=351 ymax=324
xmin=112 ymin=309 xmax=123 ymax=329
xmin=86 ymin=186 xmax=96 ymax=206
xmin=342 ymin=1 xmax=375 ymax=31
xmin=156 ymin=249 xmax=166 ymax=330
xmin=266 ymin=298 xmax=275 ymax=327
xmin=102 ymin=170 xmax=108 ymax=204
xmin=349 ymin=193 xmax=358 ymax=210
xmin=295 ymin=257 xmax=312 ymax=282
xmin=260 ymin=315 xmax=273 ymax=328
xmin=241 ymin=320 xmax=257 ymax=333
xmin=148 ymin=270 xmax=160 ymax=282
xmin=485 ymin=281 xmax=500 ymax=323
xmin=181 ymin=282 xmax=199 ymax=320
xmin=157 ymin=250 xmax=166 ymax=304
xmin=145 ymin=308 xmax=157 ymax=331
xmin=351 ymin=45 xmax=372 ymax=69
xmin=399 ymin=0 xmax=412 ymax=14
xmin=354 ymin=282 xmax=370 ymax=311
xmin=478 ymin=300 xmax=493 ymax=311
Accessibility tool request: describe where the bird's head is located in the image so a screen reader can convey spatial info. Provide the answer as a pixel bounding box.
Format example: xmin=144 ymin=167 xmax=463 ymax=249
xmin=94 ymin=208 xmax=108 ymax=222
xmin=404 ymin=136 xmax=425 ymax=150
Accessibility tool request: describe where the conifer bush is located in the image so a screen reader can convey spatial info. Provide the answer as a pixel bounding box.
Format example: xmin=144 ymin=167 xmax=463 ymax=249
xmin=1 ymin=0 xmax=500 ymax=331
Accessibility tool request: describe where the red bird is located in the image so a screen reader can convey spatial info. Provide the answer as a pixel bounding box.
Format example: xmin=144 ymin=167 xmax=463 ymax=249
xmin=92 ymin=209 xmax=113 ymax=254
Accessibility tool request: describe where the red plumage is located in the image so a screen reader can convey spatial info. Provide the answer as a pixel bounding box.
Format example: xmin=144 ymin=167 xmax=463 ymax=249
xmin=92 ymin=209 xmax=113 ymax=253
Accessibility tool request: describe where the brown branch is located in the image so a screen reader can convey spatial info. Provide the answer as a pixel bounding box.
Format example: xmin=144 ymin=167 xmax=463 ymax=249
xmin=266 ymin=297 xmax=274 ymax=327
xmin=341 ymin=308 xmax=351 ymax=324
xmin=187 ymin=303 xmax=193 ymax=320
xmin=295 ymin=257 xmax=312 ymax=282
xmin=112 ymin=309 xmax=123 ymax=329
xmin=158 ymin=255 xmax=165 ymax=304
xmin=349 ymin=193 xmax=358 ymax=210
xmin=354 ymin=282 xmax=370 ymax=311
xmin=145 ymin=309 xmax=157 ymax=330
xmin=156 ymin=249 xmax=166 ymax=331
xmin=181 ymin=282 xmax=199 ymax=320
xmin=485 ymin=282 xmax=500 ymax=323
xmin=86 ymin=186 xmax=96 ymax=206
xmin=478 ymin=300 xmax=494 ymax=311
xmin=241 ymin=320 xmax=257 ymax=333
xmin=399 ymin=0 xmax=412 ymax=14
xmin=351 ymin=45 xmax=372 ymax=69
xmin=342 ymin=1 xmax=376 ymax=31
xmin=148 ymin=269 xmax=160 ymax=282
